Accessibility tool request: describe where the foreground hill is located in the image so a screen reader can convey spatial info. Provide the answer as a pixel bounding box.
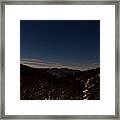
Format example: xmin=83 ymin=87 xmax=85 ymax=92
xmin=20 ymin=64 xmax=100 ymax=100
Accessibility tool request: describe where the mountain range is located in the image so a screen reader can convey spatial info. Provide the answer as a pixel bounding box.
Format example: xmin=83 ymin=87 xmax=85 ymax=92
xmin=20 ymin=64 xmax=100 ymax=100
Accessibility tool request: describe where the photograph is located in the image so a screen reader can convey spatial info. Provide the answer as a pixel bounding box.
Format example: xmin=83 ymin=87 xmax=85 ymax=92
xmin=20 ymin=20 xmax=100 ymax=100
xmin=2 ymin=1 xmax=118 ymax=118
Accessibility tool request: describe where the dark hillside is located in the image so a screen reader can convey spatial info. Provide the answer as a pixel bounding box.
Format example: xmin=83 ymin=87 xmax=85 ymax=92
xmin=20 ymin=64 xmax=100 ymax=100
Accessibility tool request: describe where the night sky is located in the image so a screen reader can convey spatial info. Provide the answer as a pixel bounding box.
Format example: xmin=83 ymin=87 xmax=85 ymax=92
xmin=20 ymin=20 xmax=100 ymax=66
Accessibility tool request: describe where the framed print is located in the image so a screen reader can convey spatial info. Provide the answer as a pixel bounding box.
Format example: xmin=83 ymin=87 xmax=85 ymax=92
xmin=0 ymin=0 xmax=120 ymax=119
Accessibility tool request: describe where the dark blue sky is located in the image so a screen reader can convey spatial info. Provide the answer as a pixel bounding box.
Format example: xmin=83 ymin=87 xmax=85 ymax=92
xmin=20 ymin=20 xmax=100 ymax=66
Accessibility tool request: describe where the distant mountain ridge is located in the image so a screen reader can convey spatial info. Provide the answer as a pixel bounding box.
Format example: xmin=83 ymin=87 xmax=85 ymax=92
xmin=46 ymin=68 xmax=81 ymax=78
xmin=20 ymin=64 xmax=100 ymax=100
